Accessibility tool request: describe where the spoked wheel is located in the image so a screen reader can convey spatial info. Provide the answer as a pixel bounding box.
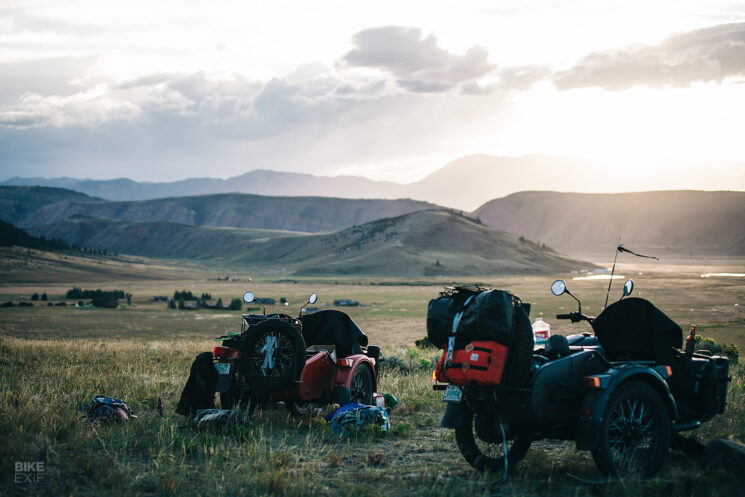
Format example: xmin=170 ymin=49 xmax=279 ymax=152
xmin=349 ymin=363 xmax=374 ymax=405
xmin=239 ymin=320 xmax=305 ymax=389
xmin=455 ymin=409 xmax=532 ymax=473
xmin=591 ymin=381 xmax=671 ymax=477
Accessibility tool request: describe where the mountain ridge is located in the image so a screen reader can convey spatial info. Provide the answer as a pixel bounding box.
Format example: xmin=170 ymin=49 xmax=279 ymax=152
xmin=473 ymin=190 xmax=745 ymax=256
xmin=28 ymin=210 xmax=589 ymax=276
xmin=7 ymin=154 xmax=743 ymax=211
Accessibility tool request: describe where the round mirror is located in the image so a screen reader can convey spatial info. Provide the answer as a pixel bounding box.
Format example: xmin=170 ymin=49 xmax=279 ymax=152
xmin=243 ymin=291 xmax=255 ymax=303
xmin=623 ymin=279 xmax=634 ymax=297
xmin=551 ymin=280 xmax=567 ymax=296
xmin=308 ymin=293 xmax=318 ymax=304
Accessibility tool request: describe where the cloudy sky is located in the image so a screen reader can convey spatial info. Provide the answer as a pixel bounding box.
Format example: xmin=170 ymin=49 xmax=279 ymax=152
xmin=1 ymin=0 xmax=744 ymax=185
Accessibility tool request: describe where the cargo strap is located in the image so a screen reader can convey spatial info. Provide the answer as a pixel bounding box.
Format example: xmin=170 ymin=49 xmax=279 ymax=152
xmin=446 ymin=295 xmax=474 ymax=366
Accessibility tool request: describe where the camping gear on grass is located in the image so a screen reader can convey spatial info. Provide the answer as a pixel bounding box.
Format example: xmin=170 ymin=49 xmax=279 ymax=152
xmin=82 ymin=396 xmax=134 ymax=423
xmin=193 ymin=409 xmax=250 ymax=431
xmin=176 ymin=351 xmax=218 ymax=416
xmin=326 ymin=402 xmax=390 ymax=436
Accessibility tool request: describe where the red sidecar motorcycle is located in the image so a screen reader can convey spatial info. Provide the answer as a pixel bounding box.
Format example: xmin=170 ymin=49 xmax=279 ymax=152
xmin=212 ymin=291 xmax=381 ymax=416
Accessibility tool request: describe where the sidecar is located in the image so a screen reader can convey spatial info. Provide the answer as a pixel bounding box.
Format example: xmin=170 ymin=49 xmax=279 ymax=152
xmin=438 ymin=292 xmax=731 ymax=477
xmin=215 ymin=308 xmax=380 ymax=416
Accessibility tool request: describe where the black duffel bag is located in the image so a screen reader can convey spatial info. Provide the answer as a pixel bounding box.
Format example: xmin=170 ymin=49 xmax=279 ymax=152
xmin=458 ymin=289 xmax=514 ymax=345
xmin=427 ymin=287 xmax=480 ymax=348
xmin=427 ymin=287 xmax=516 ymax=347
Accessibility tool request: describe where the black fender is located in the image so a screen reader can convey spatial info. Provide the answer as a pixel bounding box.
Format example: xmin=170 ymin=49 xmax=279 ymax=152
xmin=576 ymin=364 xmax=677 ymax=450
xmin=440 ymin=403 xmax=466 ymax=429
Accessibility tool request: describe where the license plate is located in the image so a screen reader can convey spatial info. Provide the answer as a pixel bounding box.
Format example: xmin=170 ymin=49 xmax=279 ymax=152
xmin=214 ymin=362 xmax=231 ymax=374
xmin=443 ymin=385 xmax=463 ymax=403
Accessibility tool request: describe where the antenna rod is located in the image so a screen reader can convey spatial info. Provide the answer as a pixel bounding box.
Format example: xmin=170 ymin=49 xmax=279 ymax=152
xmin=604 ymin=239 xmax=621 ymax=310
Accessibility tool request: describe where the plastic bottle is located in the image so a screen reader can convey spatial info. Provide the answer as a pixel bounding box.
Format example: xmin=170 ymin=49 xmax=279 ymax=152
xmin=532 ymin=318 xmax=551 ymax=346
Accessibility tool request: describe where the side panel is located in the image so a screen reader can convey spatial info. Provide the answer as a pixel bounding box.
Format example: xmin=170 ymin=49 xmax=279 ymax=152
xmin=530 ymin=350 xmax=608 ymax=421
xmin=296 ymin=351 xmax=336 ymax=401
xmin=576 ymin=366 xmax=677 ymax=450
xmin=335 ymin=355 xmax=377 ymax=392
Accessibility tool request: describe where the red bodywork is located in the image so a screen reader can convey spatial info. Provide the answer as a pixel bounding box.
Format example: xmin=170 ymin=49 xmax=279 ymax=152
xmin=214 ymin=347 xmax=376 ymax=403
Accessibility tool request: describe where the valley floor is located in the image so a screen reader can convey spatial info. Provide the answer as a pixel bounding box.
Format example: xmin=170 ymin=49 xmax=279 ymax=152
xmin=1 ymin=250 xmax=744 ymax=495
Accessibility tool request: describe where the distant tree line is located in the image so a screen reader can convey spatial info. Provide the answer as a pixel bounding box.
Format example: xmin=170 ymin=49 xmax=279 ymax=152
xmin=172 ymin=290 xmax=213 ymax=301
xmin=0 ymin=219 xmax=70 ymax=251
xmin=0 ymin=219 xmax=117 ymax=256
xmin=66 ymin=287 xmax=131 ymax=307
xmin=168 ymin=293 xmax=242 ymax=311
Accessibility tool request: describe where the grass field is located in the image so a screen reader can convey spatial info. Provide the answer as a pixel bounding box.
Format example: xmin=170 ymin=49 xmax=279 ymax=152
xmin=1 ymin=250 xmax=744 ymax=495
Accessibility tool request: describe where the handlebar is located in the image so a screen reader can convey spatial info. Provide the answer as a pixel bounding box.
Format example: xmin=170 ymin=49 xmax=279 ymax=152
xmin=556 ymin=311 xmax=595 ymax=323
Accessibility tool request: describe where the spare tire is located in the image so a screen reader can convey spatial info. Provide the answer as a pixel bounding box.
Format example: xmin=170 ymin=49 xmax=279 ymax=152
xmin=239 ymin=319 xmax=306 ymax=389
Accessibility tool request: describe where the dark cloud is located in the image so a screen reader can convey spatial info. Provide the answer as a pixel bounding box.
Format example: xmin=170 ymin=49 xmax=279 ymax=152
xmin=342 ymin=26 xmax=494 ymax=92
xmin=554 ymin=22 xmax=745 ymax=91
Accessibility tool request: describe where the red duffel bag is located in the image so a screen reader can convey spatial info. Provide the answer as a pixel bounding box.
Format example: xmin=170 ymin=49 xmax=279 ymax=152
xmin=435 ymin=340 xmax=508 ymax=386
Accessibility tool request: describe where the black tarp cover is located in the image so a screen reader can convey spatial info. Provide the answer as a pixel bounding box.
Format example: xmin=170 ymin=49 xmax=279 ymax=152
xmin=591 ymin=297 xmax=682 ymax=364
xmin=298 ymin=309 xmax=368 ymax=358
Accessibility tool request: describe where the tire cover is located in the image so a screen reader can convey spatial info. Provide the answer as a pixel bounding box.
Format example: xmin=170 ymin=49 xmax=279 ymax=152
xmin=239 ymin=319 xmax=306 ymax=390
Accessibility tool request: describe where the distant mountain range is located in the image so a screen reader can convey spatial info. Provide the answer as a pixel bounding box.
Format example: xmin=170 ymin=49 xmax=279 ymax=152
xmin=6 ymin=154 xmax=743 ymax=211
xmin=0 ymin=186 xmax=434 ymax=232
xmin=28 ymin=210 xmax=587 ymax=276
xmin=2 ymin=186 xmax=744 ymax=264
xmin=474 ymin=190 xmax=745 ymax=256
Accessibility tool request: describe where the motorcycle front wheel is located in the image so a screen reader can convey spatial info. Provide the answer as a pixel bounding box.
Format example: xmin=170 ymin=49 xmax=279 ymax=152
xmin=591 ymin=381 xmax=671 ymax=477
xmin=455 ymin=409 xmax=532 ymax=473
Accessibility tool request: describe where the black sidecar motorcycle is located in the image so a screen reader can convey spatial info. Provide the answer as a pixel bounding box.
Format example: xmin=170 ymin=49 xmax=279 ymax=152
xmin=432 ymin=280 xmax=731 ymax=477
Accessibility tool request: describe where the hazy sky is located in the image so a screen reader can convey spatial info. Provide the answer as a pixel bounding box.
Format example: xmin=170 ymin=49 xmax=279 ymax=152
xmin=1 ymin=1 xmax=744 ymax=185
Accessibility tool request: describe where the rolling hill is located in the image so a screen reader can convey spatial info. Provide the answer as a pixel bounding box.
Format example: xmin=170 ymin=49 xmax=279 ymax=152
xmin=29 ymin=210 xmax=589 ymax=277
xmin=28 ymin=216 xmax=307 ymax=259
xmin=0 ymin=186 xmax=434 ymax=233
xmin=473 ymin=190 xmax=745 ymax=256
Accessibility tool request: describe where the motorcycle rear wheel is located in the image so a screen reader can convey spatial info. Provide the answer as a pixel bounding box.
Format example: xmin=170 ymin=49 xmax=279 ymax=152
xmin=455 ymin=409 xmax=532 ymax=473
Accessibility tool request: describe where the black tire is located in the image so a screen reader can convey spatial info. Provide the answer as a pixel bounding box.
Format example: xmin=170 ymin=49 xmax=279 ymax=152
xmin=349 ymin=363 xmax=374 ymax=405
xmin=239 ymin=319 xmax=306 ymax=389
xmin=591 ymin=381 xmax=671 ymax=477
xmin=455 ymin=409 xmax=532 ymax=473
xmin=286 ymin=401 xmax=321 ymax=418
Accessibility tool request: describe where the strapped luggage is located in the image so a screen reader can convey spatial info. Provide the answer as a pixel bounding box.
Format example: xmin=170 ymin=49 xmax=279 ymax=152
xmin=671 ymin=352 xmax=730 ymax=416
xmin=427 ymin=287 xmax=516 ymax=347
xmin=434 ymin=341 xmax=508 ymax=386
